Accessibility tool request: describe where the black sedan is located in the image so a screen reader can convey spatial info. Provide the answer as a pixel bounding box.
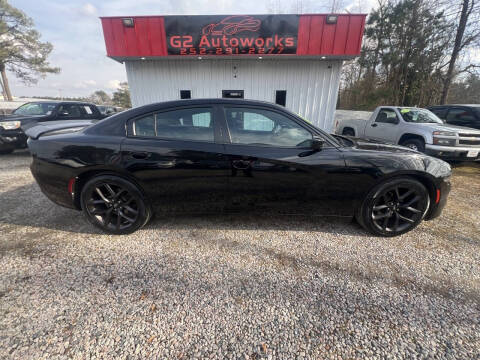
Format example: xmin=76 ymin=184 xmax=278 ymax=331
xmin=26 ymin=99 xmax=452 ymax=236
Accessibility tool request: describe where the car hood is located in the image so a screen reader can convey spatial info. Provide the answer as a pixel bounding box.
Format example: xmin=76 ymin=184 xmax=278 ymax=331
xmin=417 ymin=123 xmax=480 ymax=134
xmin=0 ymin=114 xmax=48 ymax=123
xmin=338 ymin=136 xmax=452 ymax=179
xmin=344 ymin=137 xmax=419 ymax=154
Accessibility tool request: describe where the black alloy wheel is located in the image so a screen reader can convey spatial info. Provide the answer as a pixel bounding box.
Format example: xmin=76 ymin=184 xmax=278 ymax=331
xmin=357 ymin=177 xmax=430 ymax=236
xmin=80 ymin=175 xmax=151 ymax=234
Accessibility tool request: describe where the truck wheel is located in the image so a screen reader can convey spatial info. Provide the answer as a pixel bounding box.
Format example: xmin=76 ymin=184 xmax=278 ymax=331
xmin=356 ymin=177 xmax=430 ymax=237
xmin=401 ymin=138 xmax=425 ymax=152
xmin=342 ymin=128 xmax=355 ymax=137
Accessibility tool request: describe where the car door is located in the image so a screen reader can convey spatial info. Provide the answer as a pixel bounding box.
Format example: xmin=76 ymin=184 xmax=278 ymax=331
xmin=219 ymin=105 xmax=350 ymax=216
xmin=445 ymin=107 xmax=479 ymax=129
xmin=56 ymin=104 xmax=84 ymax=120
xmin=364 ymin=108 xmax=400 ymax=143
xmin=121 ymin=105 xmax=231 ymax=215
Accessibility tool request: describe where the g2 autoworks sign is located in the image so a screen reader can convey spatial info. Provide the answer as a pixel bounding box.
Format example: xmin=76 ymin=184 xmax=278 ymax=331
xmin=164 ymin=15 xmax=299 ymax=56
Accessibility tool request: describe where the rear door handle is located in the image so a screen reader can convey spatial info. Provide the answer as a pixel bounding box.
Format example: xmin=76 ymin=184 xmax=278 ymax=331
xmin=371 ymin=123 xmax=378 ymax=127
xmin=131 ymin=151 xmax=150 ymax=160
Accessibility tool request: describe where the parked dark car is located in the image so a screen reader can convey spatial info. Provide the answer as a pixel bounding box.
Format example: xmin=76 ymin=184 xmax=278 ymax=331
xmin=26 ymin=99 xmax=451 ymax=236
xmin=97 ymin=105 xmax=122 ymax=117
xmin=0 ymin=101 xmax=105 ymax=154
xmin=428 ymin=104 xmax=480 ymax=130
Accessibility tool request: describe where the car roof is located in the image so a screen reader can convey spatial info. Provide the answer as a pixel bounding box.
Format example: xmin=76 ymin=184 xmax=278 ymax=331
xmin=140 ymin=98 xmax=282 ymax=107
xmin=20 ymin=100 xmax=96 ymax=105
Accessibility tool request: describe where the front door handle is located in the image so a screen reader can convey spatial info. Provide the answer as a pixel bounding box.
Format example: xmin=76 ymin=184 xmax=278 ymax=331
xmin=130 ymin=151 xmax=150 ymax=160
xmin=232 ymin=159 xmax=251 ymax=170
xmin=371 ymin=123 xmax=378 ymax=127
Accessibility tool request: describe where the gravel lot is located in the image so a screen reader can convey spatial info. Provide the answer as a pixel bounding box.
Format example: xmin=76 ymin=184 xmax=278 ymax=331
xmin=1 ymin=150 xmax=479 ymax=359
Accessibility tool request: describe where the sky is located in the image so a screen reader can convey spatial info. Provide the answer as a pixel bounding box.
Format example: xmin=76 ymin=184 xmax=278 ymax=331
xmin=7 ymin=0 xmax=375 ymax=99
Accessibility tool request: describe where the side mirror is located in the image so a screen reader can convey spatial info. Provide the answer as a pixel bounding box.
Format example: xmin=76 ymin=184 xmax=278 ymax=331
xmin=311 ymin=137 xmax=324 ymax=151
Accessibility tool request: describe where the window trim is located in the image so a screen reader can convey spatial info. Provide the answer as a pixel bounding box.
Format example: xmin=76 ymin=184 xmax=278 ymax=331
xmin=220 ymin=105 xmax=335 ymax=149
xmin=127 ymin=105 xmax=219 ymax=144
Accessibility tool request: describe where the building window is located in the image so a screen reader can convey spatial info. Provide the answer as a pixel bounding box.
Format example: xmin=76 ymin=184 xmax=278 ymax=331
xmin=222 ymin=90 xmax=244 ymax=99
xmin=180 ymin=90 xmax=191 ymax=99
xmin=275 ymin=90 xmax=287 ymax=106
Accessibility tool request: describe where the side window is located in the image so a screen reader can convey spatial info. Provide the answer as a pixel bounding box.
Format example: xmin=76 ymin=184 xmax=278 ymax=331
xmin=446 ymin=108 xmax=476 ymax=125
xmin=375 ymin=109 xmax=398 ymax=124
xmin=133 ymin=108 xmax=214 ymax=142
xmin=225 ymin=107 xmax=312 ymax=147
xmin=429 ymin=107 xmax=447 ymax=119
xmin=134 ymin=115 xmax=155 ymax=137
xmin=57 ymin=105 xmax=82 ymax=119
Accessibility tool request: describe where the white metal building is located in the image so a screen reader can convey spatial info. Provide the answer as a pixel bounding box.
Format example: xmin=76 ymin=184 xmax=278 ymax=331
xmin=101 ymin=14 xmax=366 ymax=132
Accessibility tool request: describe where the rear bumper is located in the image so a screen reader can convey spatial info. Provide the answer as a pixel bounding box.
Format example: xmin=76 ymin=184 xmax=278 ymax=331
xmin=30 ymin=157 xmax=77 ymax=209
xmin=425 ymin=178 xmax=451 ymax=220
xmin=425 ymin=144 xmax=480 ymax=161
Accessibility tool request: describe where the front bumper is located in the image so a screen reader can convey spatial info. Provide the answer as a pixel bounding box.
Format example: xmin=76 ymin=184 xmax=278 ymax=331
xmin=0 ymin=128 xmax=28 ymax=149
xmin=425 ymin=144 xmax=480 ymax=160
xmin=425 ymin=178 xmax=451 ymax=221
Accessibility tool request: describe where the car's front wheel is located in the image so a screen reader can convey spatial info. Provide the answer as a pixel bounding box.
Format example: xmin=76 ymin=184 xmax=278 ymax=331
xmin=80 ymin=175 xmax=151 ymax=234
xmin=401 ymin=138 xmax=425 ymax=152
xmin=356 ymin=177 xmax=430 ymax=237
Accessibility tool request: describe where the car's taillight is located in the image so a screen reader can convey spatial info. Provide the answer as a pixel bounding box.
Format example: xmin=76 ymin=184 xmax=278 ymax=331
xmin=68 ymin=177 xmax=76 ymax=195
xmin=435 ymin=189 xmax=441 ymax=204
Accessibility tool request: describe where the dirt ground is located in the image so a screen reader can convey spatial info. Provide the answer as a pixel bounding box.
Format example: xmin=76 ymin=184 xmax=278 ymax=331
xmin=0 ymin=150 xmax=479 ymax=359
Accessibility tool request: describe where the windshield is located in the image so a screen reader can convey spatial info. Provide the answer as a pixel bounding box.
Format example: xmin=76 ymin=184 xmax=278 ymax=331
xmin=398 ymin=108 xmax=443 ymax=124
xmin=13 ymin=102 xmax=58 ymax=116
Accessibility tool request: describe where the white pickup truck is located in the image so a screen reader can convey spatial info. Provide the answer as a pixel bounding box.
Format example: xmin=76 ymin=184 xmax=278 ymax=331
xmin=335 ymin=106 xmax=480 ymax=160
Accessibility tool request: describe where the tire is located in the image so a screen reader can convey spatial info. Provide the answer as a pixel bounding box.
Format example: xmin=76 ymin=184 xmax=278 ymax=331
xmin=342 ymin=128 xmax=355 ymax=137
xmin=80 ymin=175 xmax=152 ymax=235
xmin=401 ymin=138 xmax=425 ymax=152
xmin=355 ymin=177 xmax=430 ymax=237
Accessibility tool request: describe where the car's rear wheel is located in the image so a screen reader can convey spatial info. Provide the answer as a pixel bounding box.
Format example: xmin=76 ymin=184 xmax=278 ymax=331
xmin=342 ymin=128 xmax=355 ymax=137
xmin=80 ymin=175 xmax=151 ymax=234
xmin=356 ymin=177 xmax=430 ymax=237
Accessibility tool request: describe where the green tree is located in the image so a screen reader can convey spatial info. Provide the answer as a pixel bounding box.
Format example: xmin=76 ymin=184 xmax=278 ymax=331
xmin=89 ymin=90 xmax=111 ymax=105
xmin=440 ymin=0 xmax=480 ymax=103
xmin=112 ymin=82 xmax=131 ymax=108
xmin=339 ymin=0 xmax=452 ymax=109
xmin=0 ymin=0 xmax=60 ymax=101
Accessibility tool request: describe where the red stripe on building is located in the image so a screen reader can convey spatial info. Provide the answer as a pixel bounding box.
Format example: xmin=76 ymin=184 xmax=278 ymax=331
xmin=100 ymin=14 xmax=366 ymax=59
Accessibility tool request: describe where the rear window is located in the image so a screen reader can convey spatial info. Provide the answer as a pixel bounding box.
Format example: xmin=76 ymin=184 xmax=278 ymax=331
xmin=133 ymin=108 xmax=214 ymax=142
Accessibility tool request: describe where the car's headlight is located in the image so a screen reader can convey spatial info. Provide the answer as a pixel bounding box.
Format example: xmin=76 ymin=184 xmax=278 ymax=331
xmin=433 ymin=138 xmax=456 ymax=146
xmin=433 ymin=130 xmax=456 ymax=136
xmin=0 ymin=121 xmax=21 ymax=130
